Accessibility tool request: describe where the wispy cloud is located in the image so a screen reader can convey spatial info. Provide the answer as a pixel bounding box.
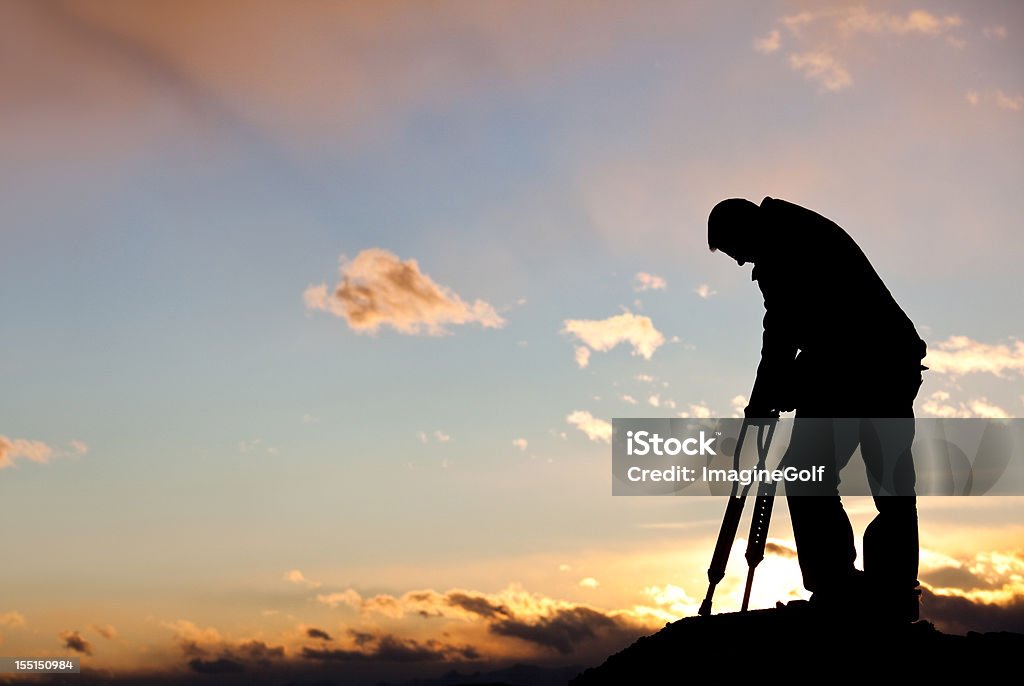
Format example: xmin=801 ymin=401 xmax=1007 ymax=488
xmin=753 ymin=29 xmax=781 ymax=54
xmin=788 ymin=51 xmax=852 ymax=92
xmin=633 ymin=272 xmax=666 ymax=292
xmin=566 ymin=411 xmax=612 ymax=443
xmin=924 ymin=336 xmax=1024 ymax=377
xmin=693 ymin=284 xmax=716 ymax=299
xmin=0 ymin=435 xmax=54 ymax=469
xmin=305 ymin=249 xmax=504 ymax=336
xmin=920 ymin=391 xmax=1009 ymax=419
xmin=284 ymin=569 xmax=321 ymax=589
xmin=761 ymin=8 xmax=964 ymax=93
xmin=511 ymin=438 xmax=528 ymax=451
xmin=563 ymin=312 xmax=665 ymax=367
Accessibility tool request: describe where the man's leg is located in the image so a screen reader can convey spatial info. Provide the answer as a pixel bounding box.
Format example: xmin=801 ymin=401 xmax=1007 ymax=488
xmin=783 ymin=416 xmax=859 ymax=594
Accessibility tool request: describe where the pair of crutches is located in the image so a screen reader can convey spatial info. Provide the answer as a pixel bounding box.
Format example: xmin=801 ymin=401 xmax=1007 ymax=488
xmin=698 ymin=418 xmax=779 ymax=616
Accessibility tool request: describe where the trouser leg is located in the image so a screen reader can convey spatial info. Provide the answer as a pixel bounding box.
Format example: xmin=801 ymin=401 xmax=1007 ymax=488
xmin=860 ymin=417 xmax=919 ymax=592
xmin=782 ymin=417 xmax=858 ymax=593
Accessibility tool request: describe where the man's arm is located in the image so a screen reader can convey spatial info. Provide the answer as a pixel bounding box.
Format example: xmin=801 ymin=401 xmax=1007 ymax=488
xmin=745 ymin=291 xmax=798 ymax=418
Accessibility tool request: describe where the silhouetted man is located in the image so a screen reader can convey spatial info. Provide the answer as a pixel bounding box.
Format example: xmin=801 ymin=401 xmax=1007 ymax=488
xmin=708 ymin=197 xmax=927 ymax=622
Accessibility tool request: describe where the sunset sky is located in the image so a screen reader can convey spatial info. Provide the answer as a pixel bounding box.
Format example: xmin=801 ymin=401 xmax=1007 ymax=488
xmin=1 ymin=1 xmax=1022 ymax=682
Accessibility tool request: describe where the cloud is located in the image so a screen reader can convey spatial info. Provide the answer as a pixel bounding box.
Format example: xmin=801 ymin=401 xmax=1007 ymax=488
xmin=924 ymin=336 xmax=1024 ymax=377
xmin=304 ymin=249 xmax=504 ymax=336
xmin=511 ymin=438 xmax=528 ymax=451
xmin=578 ymin=577 xmax=600 ymax=589
xmin=836 ymin=9 xmax=961 ymax=36
xmin=621 ymin=394 xmax=637 ymax=405
xmin=764 ymin=541 xmax=797 ymax=558
xmin=753 ymin=29 xmax=781 ymax=54
xmin=694 ymin=284 xmax=716 ymax=299
xmin=995 ymin=90 xmax=1024 ymax=112
xmin=285 ymin=569 xmax=321 ymax=589
xmin=677 ymin=402 xmax=714 ymax=419
xmin=920 ymin=391 xmax=1009 ymax=419
xmin=189 ymin=657 xmax=245 ymax=674
xmin=305 ymin=627 xmax=332 ymax=641
xmin=730 ymin=395 xmax=749 ymax=417
xmin=445 ymin=592 xmax=512 ymax=620
xmin=921 ymin=589 xmax=1024 ymax=634
xmin=966 ymin=90 xmax=980 ymax=106
xmin=302 ymin=630 xmax=479 ymax=663
xmin=763 ymin=8 xmax=963 ymax=93
xmin=647 ymin=395 xmax=660 ymax=408
xmin=633 ymin=272 xmax=666 ymax=292
xmin=90 ymin=624 xmax=118 ymax=640
xmin=316 ymin=589 xmax=363 ymax=610
xmin=788 ymin=51 xmax=852 ymax=92
xmin=0 ymin=435 xmax=54 ymax=469
xmin=489 ymin=606 xmax=638 ymax=656
xmin=983 ymin=25 xmax=1008 ymax=40
xmin=0 ymin=611 xmax=26 ymax=628
xmin=566 ymin=411 xmax=612 ymax=443
xmin=574 ymin=346 xmax=592 ymax=369
xmin=69 ymin=440 xmax=89 ymax=455
xmin=563 ymin=312 xmax=665 ymax=365
xmin=416 ymin=430 xmax=452 ymax=444
xmin=59 ymin=630 xmax=93 ymax=656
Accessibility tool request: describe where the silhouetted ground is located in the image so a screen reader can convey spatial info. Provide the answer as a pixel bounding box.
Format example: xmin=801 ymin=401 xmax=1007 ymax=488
xmin=570 ymin=603 xmax=1024 ymax=683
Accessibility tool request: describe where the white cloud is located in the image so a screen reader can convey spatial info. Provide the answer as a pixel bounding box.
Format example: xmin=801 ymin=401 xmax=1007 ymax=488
xmin=434 ymin=430 xmax=451 ymax=443
xmin=69 ymin=440 xmax=89 ymax=455
xmin=694 ymin=284 xmax=716 ymax=299
xmin=575 ymin=345 xmax=592 ymax=369
xmin=753 ymin=29 xmax=781 ymax=54
xmin=578 ymin=577 xmax=600 ymax=589
xmin=633 ymin=272 xmax=667 ymax=292
xmin=512 ymin=438 xmax=528 ymax=451
xmin=563 ymin=312 xmax=665 ymax=365
xmin=920 ymin=391 xmax=1009 ymax=419
xmin=621 ymin=394 xmax=638 ymax=405
xmin=678 ymin=402 xmax=714 ymax=419
xmin=304 ymin=248 xmax=505 ymax=335
xmin=284 ymin=569 xmax=321 ymax=589
xmin=0 ymin=436 xmax=54 ymax=470
xmin=789 ymin=51 xmax=852 ymax=92
xmin=635 ymin=374 xmax=656 ymax=384
xmin=924 ymin=336 xmax=1024 ymax=377
xmin=417 ymin=430 xmax=451 ymax=444
xmin=731 ymin=395 xmax=749 ymax=418
xmin=566 ymin=410 xmax=612 ymax=443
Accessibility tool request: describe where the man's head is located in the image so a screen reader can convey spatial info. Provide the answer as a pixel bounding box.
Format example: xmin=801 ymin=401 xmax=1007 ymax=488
xmin=708 ymin=198 xmax=762 ymax=266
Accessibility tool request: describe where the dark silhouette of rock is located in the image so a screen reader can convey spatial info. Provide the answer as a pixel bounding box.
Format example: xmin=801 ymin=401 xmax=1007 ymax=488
xmin=570 ymin=604 xmax=1023 ymax=683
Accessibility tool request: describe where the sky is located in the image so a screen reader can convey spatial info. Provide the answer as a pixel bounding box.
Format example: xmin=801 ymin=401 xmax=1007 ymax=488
xmin=1 ymin=0 xmax=1023 ymax=683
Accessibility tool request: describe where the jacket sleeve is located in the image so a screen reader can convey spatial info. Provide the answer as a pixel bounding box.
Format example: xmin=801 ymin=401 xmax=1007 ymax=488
xmin=746 ymin=291 xmax=798 ymax=415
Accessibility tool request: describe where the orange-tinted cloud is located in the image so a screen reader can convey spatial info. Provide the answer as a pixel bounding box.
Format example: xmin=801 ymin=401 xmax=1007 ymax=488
xmin=59 ymin=630 xmax=93 ymax=656
xmin=0 ymin=435 xmax=54 ymax=469
xmin=305 ymin=249 xmax=504 ymax=336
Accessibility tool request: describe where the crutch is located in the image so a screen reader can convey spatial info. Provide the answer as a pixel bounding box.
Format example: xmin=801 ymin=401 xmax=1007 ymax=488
xmin=698 ymin=417 xmax=778 ymax=616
